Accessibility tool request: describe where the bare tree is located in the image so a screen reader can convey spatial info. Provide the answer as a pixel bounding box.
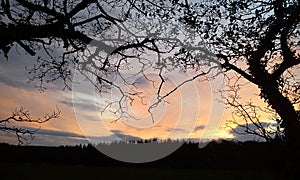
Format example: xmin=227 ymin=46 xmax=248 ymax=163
xmin=223 ymin=76 xmax=285 ymax=142
xmin=0 ymin=0 xmax=216 ymax=123
xmin=1 ymin=0 xmax=299 ymax=144
xmin=0 ymin=106 xmax=60 ymax=144
xmin=171 ymin=0 xmax=300 ymax=144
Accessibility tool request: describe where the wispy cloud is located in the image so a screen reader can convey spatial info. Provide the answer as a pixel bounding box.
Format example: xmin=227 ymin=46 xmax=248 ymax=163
xmin=0 ymin=50 xmax=64 ymax=91
xmin=228 ymin=122 xmax=274 ymax=142
xmin=0 ymin=127 xmax=88 ymax=146
xmin=110 ymin=129 xmax=142 ymax=141
xmin=0 ymin=126 xmax=145 ymax=146
xmin=194 ymin=125 xmax=206 ymax=132
xmin=165 ymin=128 xmax=188 ymax=133
xmin=60 ymin=100 xmax=97 ymax=111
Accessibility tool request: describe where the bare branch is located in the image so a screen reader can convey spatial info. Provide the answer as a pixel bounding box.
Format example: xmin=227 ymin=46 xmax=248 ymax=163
xmin=0 ymin=107 xmax=60 ymax=144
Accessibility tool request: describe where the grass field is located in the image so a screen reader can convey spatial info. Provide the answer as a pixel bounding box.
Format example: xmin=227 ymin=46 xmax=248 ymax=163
xmin=1 ymin=163 xmax=286 ymax=180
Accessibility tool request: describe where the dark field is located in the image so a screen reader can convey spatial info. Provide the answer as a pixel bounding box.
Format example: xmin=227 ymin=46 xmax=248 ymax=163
xmin=1 ymin=163 xmax=285 ymax=180
xmin=0 ymin=141 xmax=299 ymax=179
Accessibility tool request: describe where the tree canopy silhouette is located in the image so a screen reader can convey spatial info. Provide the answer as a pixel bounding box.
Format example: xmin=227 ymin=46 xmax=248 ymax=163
xmin=170 ymin=0 xmax=300 ymax=144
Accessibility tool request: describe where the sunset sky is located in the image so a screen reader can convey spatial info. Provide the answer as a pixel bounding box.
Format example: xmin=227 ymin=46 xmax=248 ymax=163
xmin=1 ymin=0 xmax=295 ymax=148
xmin=0 ymin=45 xmax=275 ymax=146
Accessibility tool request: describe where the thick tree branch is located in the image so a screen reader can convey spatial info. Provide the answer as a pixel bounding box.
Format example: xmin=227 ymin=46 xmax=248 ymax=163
xmin=216 ymin=53 xmax=258 ymax=85
xmin=15 ymin=0 xmax=63 ymax=18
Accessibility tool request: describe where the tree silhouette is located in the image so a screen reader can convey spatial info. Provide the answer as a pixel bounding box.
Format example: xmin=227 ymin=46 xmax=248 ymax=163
xmin=0 ymin=107 xmax=60 ymax=144
xmin=0 ymin=0 xmax=299 ymax=144
xmin=170 ymin=0 xmax=300 ymax=144
xmin=0 ymin=0 xmax=215 ymax=123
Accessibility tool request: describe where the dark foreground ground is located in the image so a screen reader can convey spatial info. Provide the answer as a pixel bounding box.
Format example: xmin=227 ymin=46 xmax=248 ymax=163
xmin=1 ymin=163 xmax=286 ymax=180
xmin=0 ymin=140 xmax=299 ymax=179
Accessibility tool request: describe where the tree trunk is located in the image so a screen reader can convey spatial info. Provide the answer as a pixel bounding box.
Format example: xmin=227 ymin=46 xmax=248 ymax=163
xmin=259 ymin=80 xmax=300 ymax=145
